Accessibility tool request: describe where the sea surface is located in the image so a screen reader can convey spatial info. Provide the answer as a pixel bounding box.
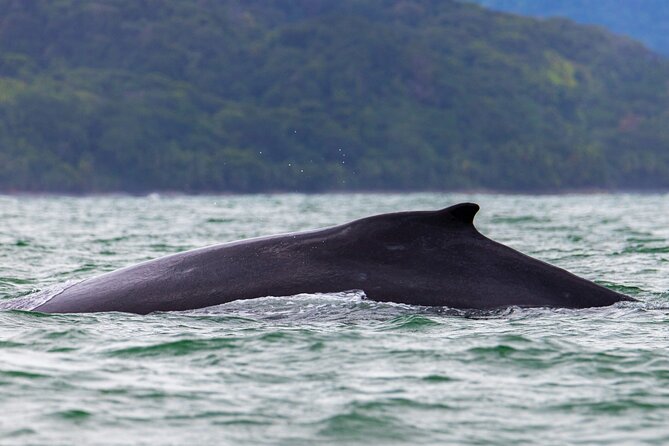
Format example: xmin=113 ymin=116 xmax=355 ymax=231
xmin=0 ymin=193 xmax=668 ymax=445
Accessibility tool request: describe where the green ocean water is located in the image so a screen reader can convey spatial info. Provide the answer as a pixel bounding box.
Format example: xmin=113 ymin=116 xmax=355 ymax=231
xmin=0 ymin=193 xmax=668 ymax=445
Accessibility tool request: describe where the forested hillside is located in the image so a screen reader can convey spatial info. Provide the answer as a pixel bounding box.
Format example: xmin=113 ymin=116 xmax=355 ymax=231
xmin=1 ymin=0 xmax=668 ymax=192
xmin=468 ymin=0 xmax=669 ymax=55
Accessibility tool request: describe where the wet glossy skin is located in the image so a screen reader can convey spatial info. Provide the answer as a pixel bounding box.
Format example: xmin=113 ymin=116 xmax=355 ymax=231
xmin=35 ymin=203 xmax=633 ymax=314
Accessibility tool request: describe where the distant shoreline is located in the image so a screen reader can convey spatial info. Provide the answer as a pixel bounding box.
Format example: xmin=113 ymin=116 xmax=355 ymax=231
xmin=2 ymin=188 xmax=669 ymax=198
xmin=3 ymin=1 xmax=669 ymax=197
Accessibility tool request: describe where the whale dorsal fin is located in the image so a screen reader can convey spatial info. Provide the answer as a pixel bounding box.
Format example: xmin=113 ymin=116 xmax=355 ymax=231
xmin=435 ymin=202 xmax=479 ymax=226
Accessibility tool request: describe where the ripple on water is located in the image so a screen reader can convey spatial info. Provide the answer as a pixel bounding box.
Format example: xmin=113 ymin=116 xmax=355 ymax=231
xmin=317 ymin=409 xmax=412 ymax=443
xmin=107 ymin=338 xmax=241 ymax=358
xmin=622 ymin=245 xmax=669 ymax=254
xmin=380 ymin=314 xmax=442 ymax=331
xmin=52 ymin=409 xmax=93 ymax=422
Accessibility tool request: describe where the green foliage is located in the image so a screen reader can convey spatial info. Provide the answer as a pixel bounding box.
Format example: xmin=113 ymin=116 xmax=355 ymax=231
xmin=0 ymin=0 xmax=668 ymax=192
xmin=469 ymin=0 xmax=669 ymax=55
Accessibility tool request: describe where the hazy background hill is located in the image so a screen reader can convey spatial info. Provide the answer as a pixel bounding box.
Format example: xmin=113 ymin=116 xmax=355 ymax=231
xmin=1 ymin=0 xmax=668 ymax=192
xmin=466 ymin=0 xmax=669 ymax=55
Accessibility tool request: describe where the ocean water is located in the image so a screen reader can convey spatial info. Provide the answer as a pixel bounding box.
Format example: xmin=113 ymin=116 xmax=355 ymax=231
xmin=0 ymin=193 xmax=668 ymax=445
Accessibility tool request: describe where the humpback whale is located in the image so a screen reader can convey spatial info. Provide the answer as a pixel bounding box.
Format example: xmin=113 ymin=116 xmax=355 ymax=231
xmin=34 ymin=203 xmax=633 ymax=314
